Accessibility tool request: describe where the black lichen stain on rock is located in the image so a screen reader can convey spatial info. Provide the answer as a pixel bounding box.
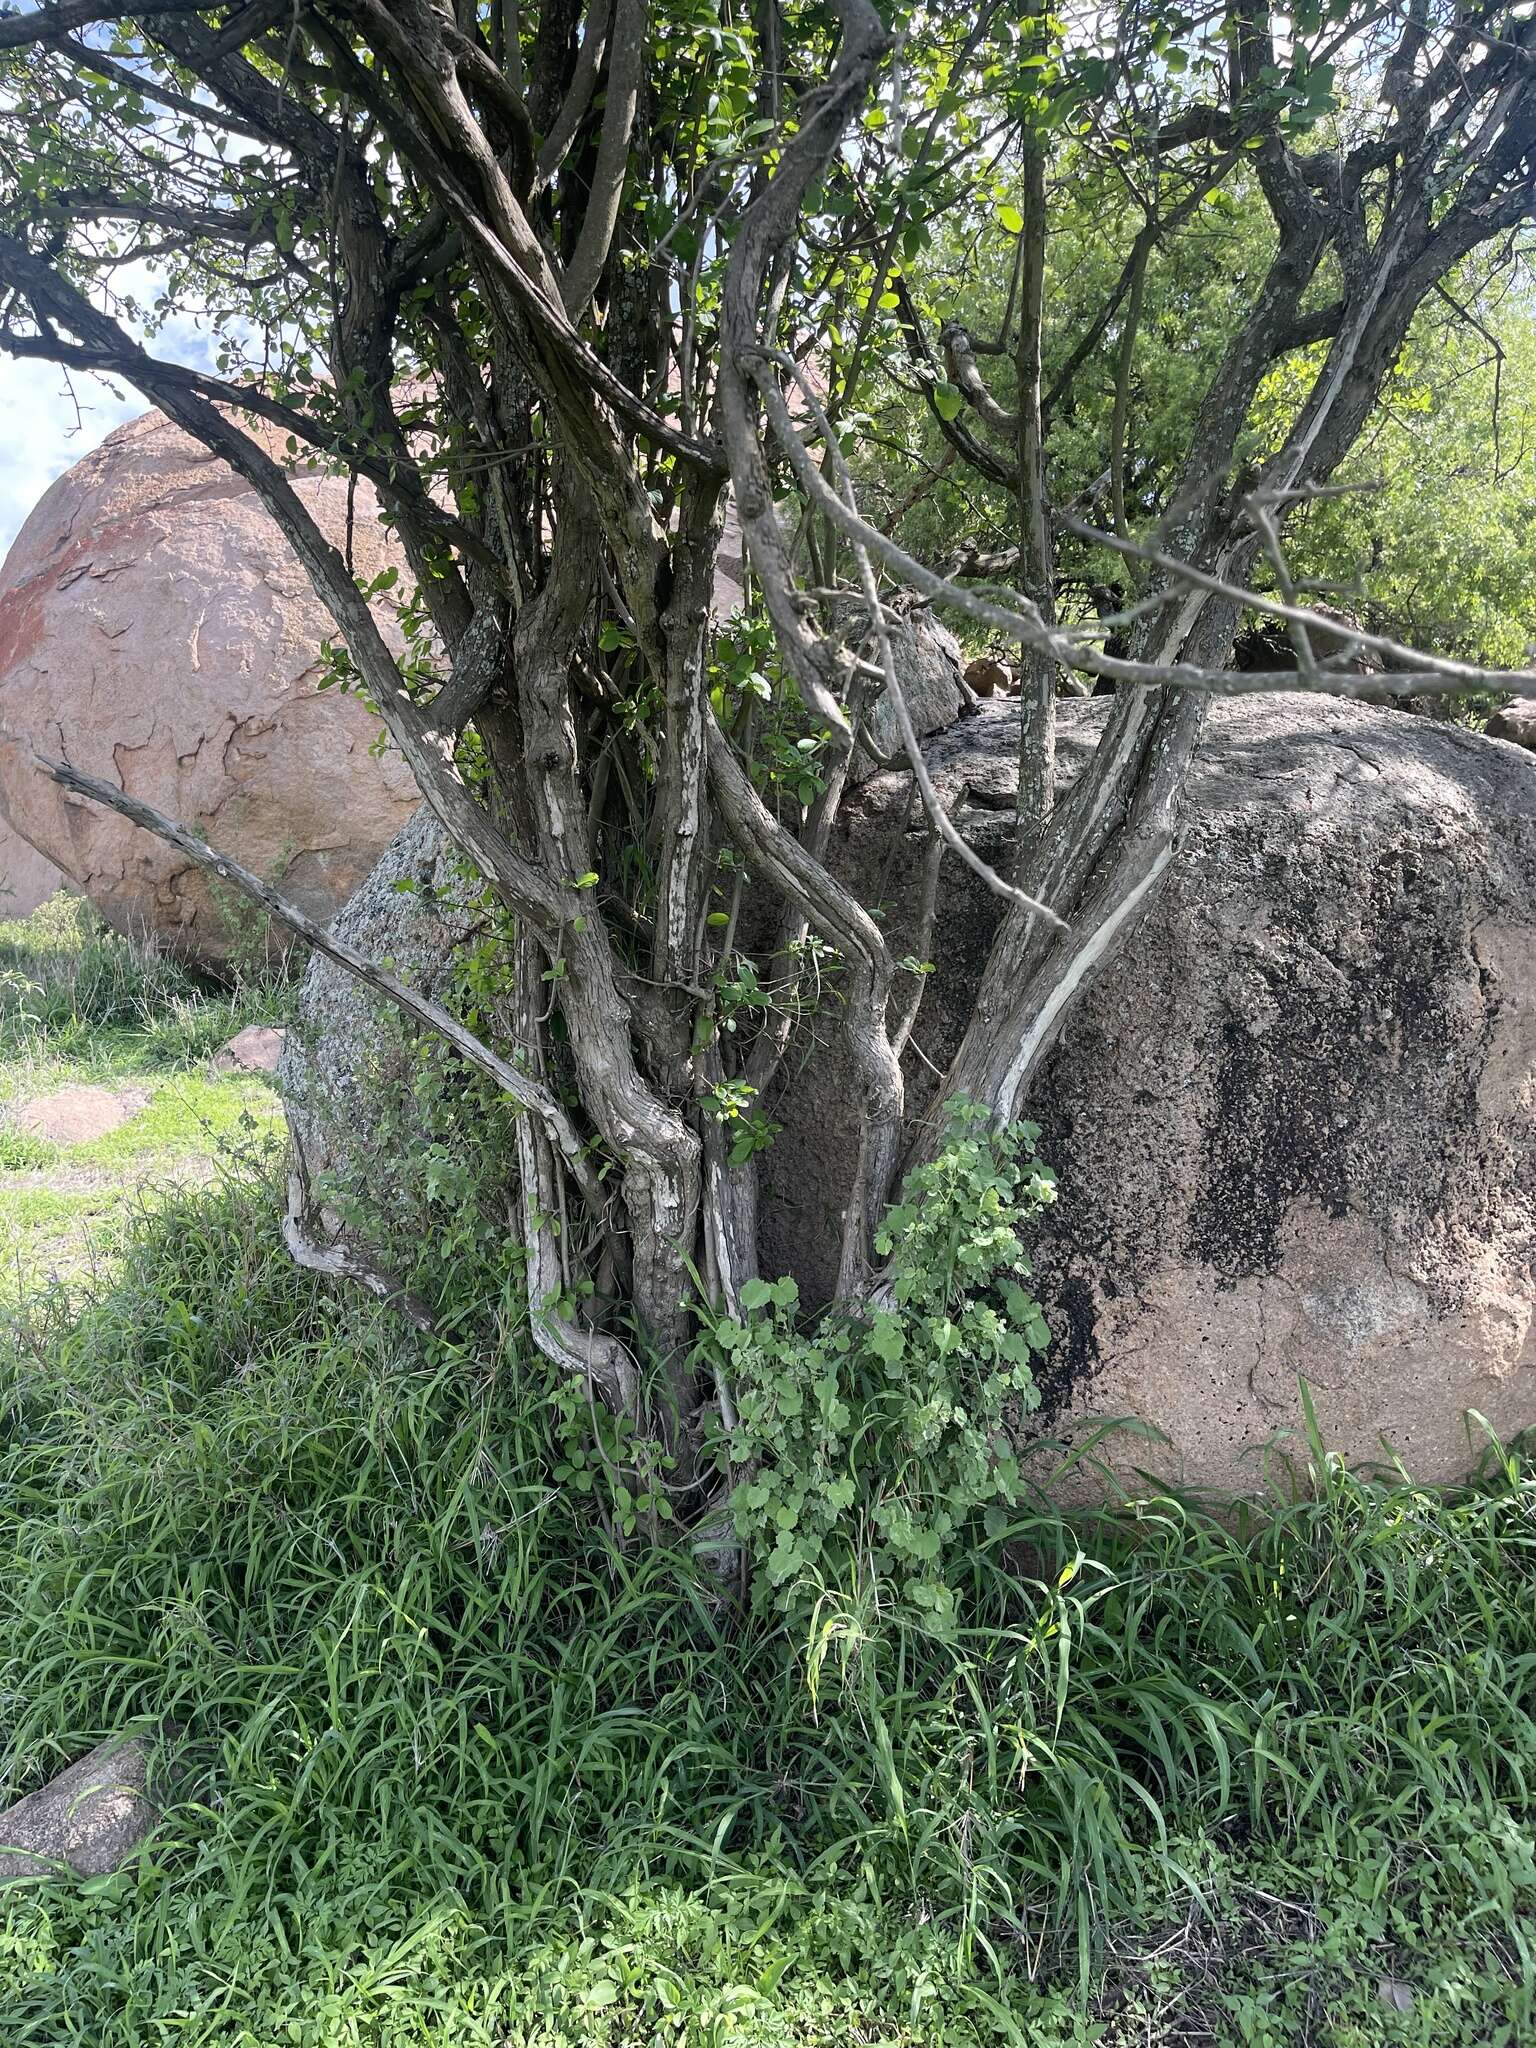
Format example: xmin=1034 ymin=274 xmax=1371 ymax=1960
xmin=1188 ymin=846 xmax=1468 ymax=1282
xmin=1033 ymin=1271 xmax=1102 ymax=1430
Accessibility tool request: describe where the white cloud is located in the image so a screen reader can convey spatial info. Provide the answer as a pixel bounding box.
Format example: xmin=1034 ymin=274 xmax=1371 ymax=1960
xmin=0 ymin=354 xmax=141 ymax=562
xmin=0 ymin=264 xmax=231 ymax=563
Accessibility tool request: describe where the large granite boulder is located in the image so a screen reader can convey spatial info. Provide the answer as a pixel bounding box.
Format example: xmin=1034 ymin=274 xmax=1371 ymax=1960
xmin=0 ymin=818 xmax=66 ymax=919
xmin=762 ymin=695 xmax=1536 ymax=1490
xmin=0 ymin=408 xmax=421 ymax=969
xmin=281 ymin=695 xmax=1536 ymax=1494
xmin=279 ymin=805 xmax=491 ymax=1268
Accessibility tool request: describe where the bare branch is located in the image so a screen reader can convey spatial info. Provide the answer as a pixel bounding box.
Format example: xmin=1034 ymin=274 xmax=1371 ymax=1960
xmin=717 ymin=0 xmax=892 ymax=753
xmin=752 ymin=379 xmax=1536 ymax=703
xmin=747 ymin=349 xmax=1067 ymax=931
xmin=941 ymin=320 xmax=1016 ymax=436
xmin=0 ymin=325 xmax=500 ymax=588
xmin=1109 ymin=237 xmax=1150 ymax=547
xmin=0 ymin=1 xmax=207 ymax=52
xmin=283 ymin=1169 xmax=438 ymax=1334
xmin=1058 ymin=513 xmax=1536 ymax=694
xmin=33 ymin=754 xmax=604 ymax=1208
xmin=560 ymin=0 xmax=644 ymax=316
xmin=1012 ymin=118 xmax=1058 ymax=837
xmin=512 ymin=936 xmax=639 ymax=1419
xmin=47 ymin=34 xmax=274 ymax=139
xmin=534 ymin=0 xmax=612 ymax=189
xmin=891 ymin=274 xmax=1013 ymax=486
xmin=891 ymin=824 xmax=944 ymax=1058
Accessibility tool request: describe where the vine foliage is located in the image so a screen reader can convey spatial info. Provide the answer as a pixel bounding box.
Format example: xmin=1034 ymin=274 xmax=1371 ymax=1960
xmin=712 ymin=1103 xmax=1056 ymax=1630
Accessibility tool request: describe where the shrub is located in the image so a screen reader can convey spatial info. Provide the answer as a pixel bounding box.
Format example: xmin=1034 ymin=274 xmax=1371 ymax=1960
xmin=715 ymin=1104 xmax=1056 ymax=1631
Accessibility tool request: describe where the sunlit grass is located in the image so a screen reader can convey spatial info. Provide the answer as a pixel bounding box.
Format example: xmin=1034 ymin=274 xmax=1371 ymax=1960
xmin=61 ymin=1073 xmax=281 ymax=1170
xmin=0 ymin=1159 xmax=1530 ymax=2044
xmin=0 ymin=897 xmax=288 ymax=1289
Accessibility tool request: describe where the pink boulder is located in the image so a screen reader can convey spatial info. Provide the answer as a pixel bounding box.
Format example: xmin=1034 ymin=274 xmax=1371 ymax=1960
xmin=0 ymin=818 xmax=66 ymax=919
xmin=0 ymin=409 xmax=422 ymax=969
xmin=1487 ymin=697 xmax=1536 ymax=752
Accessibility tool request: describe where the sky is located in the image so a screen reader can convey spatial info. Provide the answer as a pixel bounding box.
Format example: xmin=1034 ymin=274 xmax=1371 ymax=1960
xmin=0 ymin=355 xmax=142 ymax=559
xmin=0 ymin=288 xmax=227 ymax=561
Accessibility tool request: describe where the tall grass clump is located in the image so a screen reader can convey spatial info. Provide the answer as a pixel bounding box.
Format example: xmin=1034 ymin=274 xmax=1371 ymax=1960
xmin=0 ymin=894 xmax=287 ymax=1070
xmin=0 ymin=1160 xmax=1533 ymax=2043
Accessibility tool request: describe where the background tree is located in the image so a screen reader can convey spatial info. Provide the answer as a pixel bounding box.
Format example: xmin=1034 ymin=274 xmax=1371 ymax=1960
xmin=869 ymin=161 xmax=1536 ymax=671
xmin=0 ymin=0 xmax=1532 ymax=1531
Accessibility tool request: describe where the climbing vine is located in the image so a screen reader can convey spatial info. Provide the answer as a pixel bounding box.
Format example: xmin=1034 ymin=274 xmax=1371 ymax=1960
xmin=709 ymin=1103 xmax=1057 ymax=1631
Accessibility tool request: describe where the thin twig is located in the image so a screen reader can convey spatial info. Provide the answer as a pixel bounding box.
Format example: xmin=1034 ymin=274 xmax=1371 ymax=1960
xmin=746 ymin=348 xmax=1068 ymax=930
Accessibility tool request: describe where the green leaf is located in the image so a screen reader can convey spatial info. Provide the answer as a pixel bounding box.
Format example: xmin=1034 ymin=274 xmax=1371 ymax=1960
xmin=997 ymin=203 xmax=1025 ymax=235
xmin=868 ymin=1313 xmax=906 ymax=1367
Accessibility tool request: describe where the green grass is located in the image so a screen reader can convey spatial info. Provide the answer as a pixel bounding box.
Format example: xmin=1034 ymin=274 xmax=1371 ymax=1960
xmin=0 ymin=1185 xmax=116 ymax=1272
xmin=61 ymin=1072 xmax=280 ymax=1169
xmin=0 ymin=896 xmax=286 ymax=1283
xmin=0 ymin=1129 xmax=56 ymax=1172
xmin=0 ymin=898 xmax=1531 ymax=2043
xmin=0 ymin=1163 xmax=1532 ymax=2045
xmin=0 ymin=894 xmax=267 ymax=1069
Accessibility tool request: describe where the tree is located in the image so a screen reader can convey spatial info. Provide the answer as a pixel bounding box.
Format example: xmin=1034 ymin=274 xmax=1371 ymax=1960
xmin=1 ymin=0 xmax=1532 ymax=1530
xmin=865 ymin=158 xmax=1536 ymax=671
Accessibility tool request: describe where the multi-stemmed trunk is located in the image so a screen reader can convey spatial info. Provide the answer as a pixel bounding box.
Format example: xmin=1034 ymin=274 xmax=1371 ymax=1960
xmin=4 ymin=0 xmax=1535 ymax=1521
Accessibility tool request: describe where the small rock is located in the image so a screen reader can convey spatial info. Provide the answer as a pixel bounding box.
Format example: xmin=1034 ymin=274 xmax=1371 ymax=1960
xmin=1487 ymin=697 xmax=1536 ymax=751
xmin=965 ymin=655 xmax=1011 ymax=698
xmin=13 ymin=1084 xmax=148 ymax=1145
xmin=0 ymin=1737 xmax=162 ymax=1886
xmin=212 ymin=1024 xmax=286 ymax=1075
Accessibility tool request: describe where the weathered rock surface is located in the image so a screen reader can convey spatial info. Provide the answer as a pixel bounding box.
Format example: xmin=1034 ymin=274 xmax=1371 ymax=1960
xmin=0 ymin=408 xmax=422 ymax=969
xmin=211 ymin=1024 xmax=286 ymax=1075
xmin=0 ymin=1737 xmax=162 ymax=1887
xmin=964 ymin=654 xmax=1011 ymax=698
xmin=1488 ymin=697 xmax=1536 ymax=751
xmin=282 ymin=695 xmax=1536 ymax=1494
xmin=0 ymin=818 xmax=67 ymax=919
xmin=280 ymin=805 xmax=482 ymax=1259
xmin=853 ymin=613 xmax=965 ymax=777
xmin=762 ymin=694 xmax=1536 ymax=1490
